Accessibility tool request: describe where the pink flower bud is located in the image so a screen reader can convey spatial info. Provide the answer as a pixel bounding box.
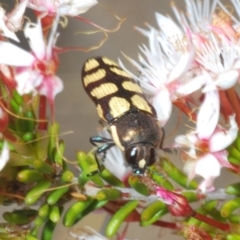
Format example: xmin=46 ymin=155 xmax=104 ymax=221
xmin=155 ymin=187 xmax=193 ymax=217
xmin=166 ymin=192 xmax=193 ymax=217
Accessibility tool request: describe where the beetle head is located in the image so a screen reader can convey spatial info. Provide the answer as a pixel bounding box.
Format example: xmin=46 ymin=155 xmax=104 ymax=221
xmin=125 ymin=143 xmax=156 ymax=175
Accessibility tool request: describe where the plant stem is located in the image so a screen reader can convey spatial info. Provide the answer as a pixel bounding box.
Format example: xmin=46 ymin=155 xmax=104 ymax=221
xmin=219 ymin=90 xmax=234 ymax=120
xmin=193 ymin=211 xmax=230 ymax=231
xmin=226 ymin=87 xmax=240 ymax=127
xmin=153 ymin=220 xmax=177 ymax=229
xmin=173 ymin=99 xmax=196 ymax=121
xmin=38 ymin=95 xmax=48 ymax=130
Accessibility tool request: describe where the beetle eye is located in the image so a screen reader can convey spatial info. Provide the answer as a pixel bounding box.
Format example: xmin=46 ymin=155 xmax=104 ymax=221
xmin=148 ymin=148 xmax=156 ymax=166
xmin=125 ymin=146 xmax=138 ymax=166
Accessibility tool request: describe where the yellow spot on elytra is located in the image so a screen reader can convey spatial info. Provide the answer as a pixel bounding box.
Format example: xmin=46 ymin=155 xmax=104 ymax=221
xmin=109 ymin=97 xmax=130 ymax=118
xmin=84 ymin=58 xmax=99 ymax=71
xmin=110 ymin=67 xmax=131 ymax=78
xmin=122 ymin=81 xmax=143 ymax=93
xmin=102 ymin=57 xmax=119 ymax=66
xmin=131 ymin=95 xmax=152 ymax=114
xmin=91 ymin=83 xmax=118 ymax=99
xmin=110 ymin=125 xmax=125 ymax=151
xmin=83 ymin=69 xmax=106 ymax=87
xmin=96 ymin=104 xmax=106 ymax=121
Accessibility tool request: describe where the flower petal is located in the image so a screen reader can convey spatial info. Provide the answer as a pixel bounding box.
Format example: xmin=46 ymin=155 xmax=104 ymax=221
xmin=215 ymin=70 xmax=239 ymax=89
xmin=0 ymin=8 xmax=19 ymax=41
xmin=38 ymin=75 xmax=63 ymax=102
xmin=214 ymin=151 xmax=238 ymax=172
xmin=24 ymin=19 xmax=45 ymax=59
xmin=176 ymin=75 xmax=206 ymax=96
xmin=104 ymin=146 xmax=132 ymax=181
xmin=24 ymin=2 xmax=48 ymax=14
xmin=151 ymin=90 xmax=172 ymax=125
xmin=234 ymin=58 xmax=240 ymax=69
xmin=135 ymin=26 xmax=151 ymax=38
xmin=99 ymin=130 xmax=131 ymax=181
xmin=183 ymin=159 xmax=197 ymax=183
xmin=195 ymin=154 xmax=222 ymax=178
xmin=195 ymin=154 xmax=222 ymax=192
xmin=155 ymin=187 xmax=175 ymax=205
xmin=198 ymin=177 xmax=215 ymax=193
xmin=174 ymin=134 xmax=198 ymax=148
xmin=0 ymin=42 xmax=34 ymax=66
xmin=15 ymin=70 xmax=43 ymax=95
xmin=168 ymin=41 xmax=195 ymax=82
xmin=6 ymin=0 xmax=27 ymax=32
xmin=58 ymin=0 xmax=98 ymax=16
xmin=209 ymin=115 xmax=238 ymax=152
xmin=155 ymin=13 xmax=182 ymax=37
xmin=197 ymin=89 xmax=220 ymax=139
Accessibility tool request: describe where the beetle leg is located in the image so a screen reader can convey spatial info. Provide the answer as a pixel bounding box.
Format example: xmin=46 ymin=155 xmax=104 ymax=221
xmin=95 ymin=142 xmax=115 ymax=154
xmin=158 ymin=128 xmax=176 ymax=153
xmin=90 ymin=135 xmax=115 ymax=158
xmin=90 ymin=136 xmax=114 ymax=146
xmin=88 ymin=136 xmax=115 ymax=176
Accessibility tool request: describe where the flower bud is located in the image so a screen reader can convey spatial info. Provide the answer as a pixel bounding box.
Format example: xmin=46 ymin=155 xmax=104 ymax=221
xmin=167 ymin=192 xmax=194 ymax=217
xmin=155 ymin=187 xmax=193 ymax=217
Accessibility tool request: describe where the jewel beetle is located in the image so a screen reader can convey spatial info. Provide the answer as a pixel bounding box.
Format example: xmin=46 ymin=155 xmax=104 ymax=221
xmin=81 ymin=57 xmax=164 ymax=175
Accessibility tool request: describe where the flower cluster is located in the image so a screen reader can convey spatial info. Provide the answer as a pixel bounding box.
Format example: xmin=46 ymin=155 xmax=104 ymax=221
xmin=120 ymin=0 xmax=240 ymax=193
xmin=1 ymin=0 xmax=240 ymax=240
xmin=0 ymin=0 xmax=98 ymax=104
xmin=0 ymin=0 xmax=98 ymax=170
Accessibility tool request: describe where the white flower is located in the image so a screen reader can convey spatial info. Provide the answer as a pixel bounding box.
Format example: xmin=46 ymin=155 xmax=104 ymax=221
xmin=196 ymin=35 xmax=240 ymax=91
xmin=0 ymin=0 xmax=28 ymax=42
xmin=175 ymin=115 xmax=238 ymax=193
xmin=0 ymin=16 xmax=63 ymax=102
xmin=24 ymin=0 xmax=98 ymax=17
xmin=120 ymin=24 xmax=203 ymax=125
xmin=172 ymin=0 xmax=218 ymax=33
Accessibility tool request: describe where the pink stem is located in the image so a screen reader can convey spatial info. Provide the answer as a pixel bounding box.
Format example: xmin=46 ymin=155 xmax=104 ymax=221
xmin=193 ymin=211 xmax=230 ymax=231
xmin=219 ymin=90 xmax=234 ymax=120
xmin=173 ymin=99 xmax=196 ymax=121
xmin=226 ymin=87 xmax=240 ymax=127
xmin=38 ymin=95 xmax=48 ymax=130
xmin=152 ymin=220 xmax=178 ymax=229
